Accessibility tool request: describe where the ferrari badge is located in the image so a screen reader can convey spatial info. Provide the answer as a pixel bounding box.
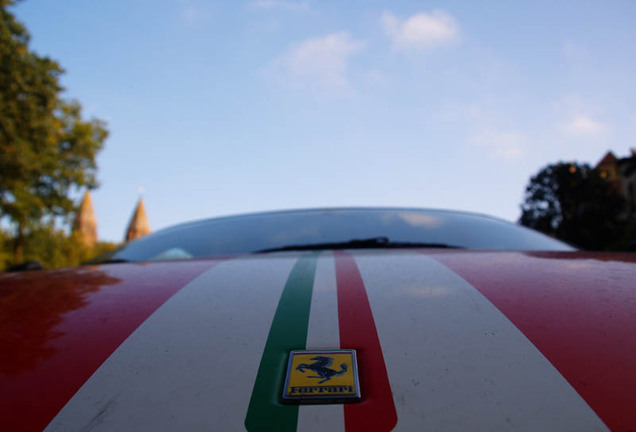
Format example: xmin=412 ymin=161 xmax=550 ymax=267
xmin=282 ymin=349 xmax=361 ymax=404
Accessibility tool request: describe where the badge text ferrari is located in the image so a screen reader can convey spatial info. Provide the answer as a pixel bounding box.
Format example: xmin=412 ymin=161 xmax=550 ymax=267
xmin=282 ymin=350 xmax=361 ymax=404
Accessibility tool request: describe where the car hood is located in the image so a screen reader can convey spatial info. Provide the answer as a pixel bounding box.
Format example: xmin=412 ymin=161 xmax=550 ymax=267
xmin=1 ymin=250 xmax=635 ymax=432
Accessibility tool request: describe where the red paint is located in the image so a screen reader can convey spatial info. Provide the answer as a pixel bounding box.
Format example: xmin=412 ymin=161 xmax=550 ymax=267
xmin=335 ymin=251 xmax=398 ymax=432
xmin=434 ymin=251 xmax=636 ymax=432
xmin=0 ymin=260 xmax=218 ymax=432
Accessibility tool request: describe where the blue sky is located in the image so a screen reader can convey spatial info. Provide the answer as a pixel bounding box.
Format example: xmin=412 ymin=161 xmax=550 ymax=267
xmin=13 ymin=0 xmax=636 ymax=242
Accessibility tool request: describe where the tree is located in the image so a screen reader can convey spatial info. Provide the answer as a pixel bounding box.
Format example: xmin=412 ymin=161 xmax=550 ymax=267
xmin=0 ymin=223 xmax=118 ymax=271
xmin=0 ymin=0 xmax=108 ymax=262
xmin=0 ymin=227 xmax=12 ymax=269
xmin=520 ymin=162 xmax=625 ymax=250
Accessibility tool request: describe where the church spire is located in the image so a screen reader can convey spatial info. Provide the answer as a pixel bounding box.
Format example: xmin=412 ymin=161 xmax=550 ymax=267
xmin=73 ymin=190 xmax=98 ymax=246
xmin=125 ymin=198 xmax=151 ymax=242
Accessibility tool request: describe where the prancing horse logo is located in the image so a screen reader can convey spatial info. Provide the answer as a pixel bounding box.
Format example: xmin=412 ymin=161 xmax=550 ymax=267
xmin=295 ymin=356 xmax=348 ymax=384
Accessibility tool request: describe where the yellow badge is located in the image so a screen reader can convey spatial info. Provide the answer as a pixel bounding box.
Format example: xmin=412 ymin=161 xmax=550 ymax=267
xmin=282 ymin=350 xmax=361 ymax=404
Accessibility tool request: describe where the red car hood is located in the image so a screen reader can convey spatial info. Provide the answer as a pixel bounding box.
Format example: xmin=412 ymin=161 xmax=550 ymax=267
xmin=1 ymin=251 xmax=635 ymax=431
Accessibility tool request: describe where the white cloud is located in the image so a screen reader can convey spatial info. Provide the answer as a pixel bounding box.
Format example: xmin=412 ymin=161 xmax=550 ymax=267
xmin=272 ymin=32 xmax=365 ymax=90
xmin=563 ymin=115 xmax=605 ymax=136
xmin=469 ymin=129 xmax=528 ymax=161
xmin=563 ymin=41 xmax=585 ymax=60
xmin=553 ymin=96 xmax=610 ymax=147
xmin=382 ymin=10 xmax=460 ymax=50
xmin=180 ymin=0 xmax=210 ymax=26
xmin=362 ymin=69 xmax=391 ymax=86
xmin=440 ymin=102 xmax=530 ymax=162
xmin=249 ymin=0 xmax=309 ymax=12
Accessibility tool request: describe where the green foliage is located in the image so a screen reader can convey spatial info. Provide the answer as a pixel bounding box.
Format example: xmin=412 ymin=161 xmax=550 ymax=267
xmin=0 ymin=228 xmax=12 ymax=269
xmin=520 ymin=162 xmax=626 ymax=250
xmin=0 ymin=224 xmax=119 ymax=271
xmin=0 ymin=1 xmax=108 ymax=260
xmin=23 ymin=226 xmax=86 ymax=269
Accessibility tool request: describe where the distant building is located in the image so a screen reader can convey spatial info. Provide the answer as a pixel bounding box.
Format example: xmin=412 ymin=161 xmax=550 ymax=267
xmin=125 ymin=198 xmax=151 ymax=242
xmin=73 ymin=191 xmax=98 ymax=247
xmin=73 ymin=193 xmax=151 ymax=244
xmin=596 ymin=150 xmax=636 ymax=216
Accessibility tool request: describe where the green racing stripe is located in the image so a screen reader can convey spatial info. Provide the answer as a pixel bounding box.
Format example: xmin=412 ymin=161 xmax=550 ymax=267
xmin=245 ymin=253 xmax=320 ymax=432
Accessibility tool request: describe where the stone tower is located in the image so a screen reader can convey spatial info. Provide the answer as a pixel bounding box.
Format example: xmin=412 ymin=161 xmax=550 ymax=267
xmin=73 ymin=191 xmax=98 ymax=247
xmin=125 ymin=198 xmax=151 ymax=242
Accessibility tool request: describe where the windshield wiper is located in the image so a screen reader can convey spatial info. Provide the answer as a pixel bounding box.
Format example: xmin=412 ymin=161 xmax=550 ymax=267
xmin=256 ymin=237 xmax=464 ymax=253
xmin=82 ymin=258 xmax=131 ymax=265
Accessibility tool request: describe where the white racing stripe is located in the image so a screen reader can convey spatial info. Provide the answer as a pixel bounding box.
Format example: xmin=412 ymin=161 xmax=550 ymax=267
xmin=355 ymin=251 xmax=609 ymax=432
xmin=297 ymin=253 xmax=345 ymax=432
xmin=45 ymin=256 xmax=297 ymax=432
xmin=44 ymin=251 xmax=611 ymax=431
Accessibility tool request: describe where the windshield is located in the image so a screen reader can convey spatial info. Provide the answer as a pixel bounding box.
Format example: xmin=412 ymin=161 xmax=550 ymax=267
xmin=94 ymin=208 xmax=573 ymax=263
